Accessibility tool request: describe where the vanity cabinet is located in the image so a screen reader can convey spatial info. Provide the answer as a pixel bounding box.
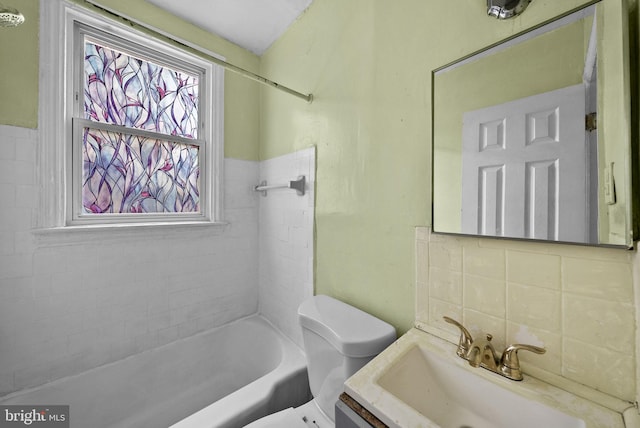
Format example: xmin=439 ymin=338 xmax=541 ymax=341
xmin=335 ymin=400 xmax=371 ymax=428
xmin=335 ymin=393 xmax=387 ymax=428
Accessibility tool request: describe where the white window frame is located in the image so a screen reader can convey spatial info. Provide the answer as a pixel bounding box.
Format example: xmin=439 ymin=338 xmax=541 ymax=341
xmin=39 ymin=0 xmax=224 ymax=231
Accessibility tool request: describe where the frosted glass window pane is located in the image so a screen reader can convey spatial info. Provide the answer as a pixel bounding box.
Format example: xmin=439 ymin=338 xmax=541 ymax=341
xmin=84 ymin=40 xmax=199 ymax=139
xmin=82 ymin=127 xmax=200 ymax=214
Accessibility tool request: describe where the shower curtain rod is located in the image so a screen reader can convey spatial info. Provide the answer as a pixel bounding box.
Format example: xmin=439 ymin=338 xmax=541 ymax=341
xmin=83 ymin=0 xmax=314 ymax=103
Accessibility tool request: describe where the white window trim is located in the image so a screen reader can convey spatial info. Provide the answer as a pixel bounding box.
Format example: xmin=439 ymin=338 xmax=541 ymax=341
xmin=38 ymin=0 xmax=225 ymax=233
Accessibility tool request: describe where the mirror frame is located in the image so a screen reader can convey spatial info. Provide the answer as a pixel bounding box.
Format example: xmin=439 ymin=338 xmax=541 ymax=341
xmin=430 ymin=0 xmax=633 ymax=248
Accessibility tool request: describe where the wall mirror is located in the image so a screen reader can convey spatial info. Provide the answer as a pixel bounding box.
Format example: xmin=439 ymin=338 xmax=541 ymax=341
xmin=432 ymin=0 xmax=633 ymax=248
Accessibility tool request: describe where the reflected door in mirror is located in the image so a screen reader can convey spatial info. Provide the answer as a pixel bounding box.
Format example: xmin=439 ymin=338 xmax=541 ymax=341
xmin=432 ymin=0 xmax=632 ymax=247
xmin=461 ymin=84 xmax=590 ymax=242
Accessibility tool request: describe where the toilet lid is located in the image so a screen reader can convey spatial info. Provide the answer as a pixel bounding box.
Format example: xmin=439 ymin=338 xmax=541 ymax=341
xmin=244 ymin=407 xmax=308 ymax=428
xmin=298 ymin=295 xmax=396 ymax=357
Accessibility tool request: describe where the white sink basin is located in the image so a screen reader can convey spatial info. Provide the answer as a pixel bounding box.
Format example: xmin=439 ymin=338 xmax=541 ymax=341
xmin=377 ymin=344 xmax=583 ymax=428
xmin=344 ymin=328 xmax=626 ymax=428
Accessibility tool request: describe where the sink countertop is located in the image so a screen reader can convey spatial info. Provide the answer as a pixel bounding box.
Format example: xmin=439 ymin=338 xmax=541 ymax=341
xmin=344 ymin=328 xmax=630 ymax=428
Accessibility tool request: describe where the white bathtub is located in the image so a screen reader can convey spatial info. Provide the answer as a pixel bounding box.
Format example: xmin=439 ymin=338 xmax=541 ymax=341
xmin=0 ymin=316 xmax=311 ymax=428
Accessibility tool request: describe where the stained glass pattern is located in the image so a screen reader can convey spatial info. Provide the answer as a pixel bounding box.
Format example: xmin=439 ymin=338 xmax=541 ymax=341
xmin=80 ymin=36 xmax=204 ymax=217
xmin=84 ymin=40 xmax=199 ymax=139
xmin=82 ymin=127 xmax=200 ymax=214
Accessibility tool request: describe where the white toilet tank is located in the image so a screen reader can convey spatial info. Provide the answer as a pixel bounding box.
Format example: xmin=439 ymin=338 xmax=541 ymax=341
xmin=298 ymin=295 xmax=396 ymax=421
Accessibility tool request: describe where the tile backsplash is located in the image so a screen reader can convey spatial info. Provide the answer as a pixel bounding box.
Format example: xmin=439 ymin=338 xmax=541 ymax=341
xmin=415 ymin=227 xmax=636 ymax=402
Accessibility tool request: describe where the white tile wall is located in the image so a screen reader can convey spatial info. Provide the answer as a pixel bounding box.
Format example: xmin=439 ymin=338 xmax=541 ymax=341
xmin=416 ymin=227 xmax=637 ymax=402
xmin=0 ymin=125 xmax=260 ymax=396
xmin=258 ymin=147 xmax=315 ymax=347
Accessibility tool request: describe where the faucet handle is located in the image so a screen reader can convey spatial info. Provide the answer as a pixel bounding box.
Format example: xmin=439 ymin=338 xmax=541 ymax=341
xmin=443 ymin=316 xmax=474 ymax=358
xmin=499 ymin=344 xmax=546 ymax=381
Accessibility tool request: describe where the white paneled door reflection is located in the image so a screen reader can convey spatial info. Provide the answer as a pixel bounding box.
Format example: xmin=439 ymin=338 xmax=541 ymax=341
xmin=461 ymin=84 xmax=588 ymax=242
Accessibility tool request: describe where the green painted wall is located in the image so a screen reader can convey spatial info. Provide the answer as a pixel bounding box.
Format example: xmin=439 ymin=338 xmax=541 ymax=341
xmin=2 ymin=0 xmax=636 ymax=334
xmin=0 ymin=0 xmax=39 ymax=129
xmin=260 ymin=0 xmax=638 ymax=334
xmin=0 ymin=0 xmax=261 ymax=161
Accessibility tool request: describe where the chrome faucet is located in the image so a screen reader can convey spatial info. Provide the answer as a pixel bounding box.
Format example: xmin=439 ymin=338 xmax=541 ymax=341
xmin=443 ymin=316 xmax=545 ymax=381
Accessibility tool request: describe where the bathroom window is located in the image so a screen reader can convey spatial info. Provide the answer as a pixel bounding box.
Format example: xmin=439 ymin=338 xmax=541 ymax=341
xmin=75 ymin=32 xmax=205 ymax=220
xmin=39 ymin=1 xmax=224 ymax=229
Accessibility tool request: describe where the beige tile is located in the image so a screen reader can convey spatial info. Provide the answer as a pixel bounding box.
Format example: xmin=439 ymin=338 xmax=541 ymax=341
xmin=416 ymin=267 xmax=429 ymax=327
xmin=428 ymin=231 xmax=468 ymax=245
xmin=563 ymin=294 xmax=634 ymax=354
xmin=415 ymin=226 xmax=429 ymax=241
xmin=507 ymin=251 xmax=561 ymax=290
xmin=429 ymin=240 xmax=463 ymax=272
xmin=562 ymin=257 xmax=633 ymax=302
xmin=507 ymin=282 xmax=561 ymax=332
xmin=507 ymin=322 xmax=562 ymax=376
xmin=463 ymin=309 xmax=507 ymax=350
xmin=478 ymin=237 xmax=549 ymax=254
xmin=416 ymin=280 xmax=429 ymax=304
xmin=430 ymin=298 xmax=462 ymax=334
xmin=429 ymin=267 xmax=462 ymax=305
xmin=464 ymin=274 xmax=506 ymax=318
xmin=463 ymin=243 xmax=505 ymax=280
xmin=415 ymin=288 xmax=429 ymax=327
xmin=414 ymin=230 xmax=638 ymax=403
xmin=550 ymin=243 xmax=633 ymax=263
xmin=416 ymin=238 xmax=429 ymax=284
xmin=480 ymin=238 xmax=632 ymax=263
xmin=563 ymin=338 xmax=635 ymax=401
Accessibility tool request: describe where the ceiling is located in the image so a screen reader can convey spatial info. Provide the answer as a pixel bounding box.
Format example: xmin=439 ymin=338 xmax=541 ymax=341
xmin=145 ymin=0 xmax=313 ymax=55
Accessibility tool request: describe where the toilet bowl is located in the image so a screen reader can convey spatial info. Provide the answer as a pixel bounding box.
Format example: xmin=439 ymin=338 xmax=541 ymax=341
xmin=246 ymin=295 xmax=396 ymax=427
xmin=244 ymin=401 xmax=330 ymax=428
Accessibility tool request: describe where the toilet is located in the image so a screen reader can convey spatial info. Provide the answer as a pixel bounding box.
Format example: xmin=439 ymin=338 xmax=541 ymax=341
xmin=246 ymin=295 xmax=396 ymax=427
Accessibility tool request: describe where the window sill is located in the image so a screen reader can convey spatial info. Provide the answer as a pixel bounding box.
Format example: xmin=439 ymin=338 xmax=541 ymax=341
xmin=32 ymin=221 xmax=229 ymax=246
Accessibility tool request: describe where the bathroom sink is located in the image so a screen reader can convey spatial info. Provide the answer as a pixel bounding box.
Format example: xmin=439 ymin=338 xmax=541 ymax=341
xmin=344 ymin=328 xmax=626 ymax=428
xmin=377 ymin=344 xmax=584 ymax=428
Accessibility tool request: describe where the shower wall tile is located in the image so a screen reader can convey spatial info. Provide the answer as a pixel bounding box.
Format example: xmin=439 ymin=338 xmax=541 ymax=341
xmin=258 ymin=147 xmax=315 ymax=348
xmin=415 ymin=226 xmax=637 ymax=402
xmin=0 ymin=125 xmax=260 ymax=397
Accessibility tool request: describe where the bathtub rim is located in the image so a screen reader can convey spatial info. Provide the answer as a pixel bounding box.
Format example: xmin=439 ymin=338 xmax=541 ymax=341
xmin=0 ymin=313 xmax=294 ymax=402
